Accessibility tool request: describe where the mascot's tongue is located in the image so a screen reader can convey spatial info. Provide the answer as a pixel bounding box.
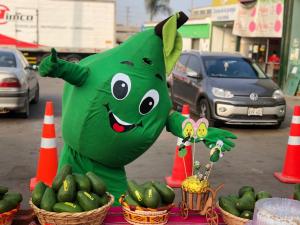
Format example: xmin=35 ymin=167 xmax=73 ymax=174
xmin=113 ymin=123 xmax=125 ymax=132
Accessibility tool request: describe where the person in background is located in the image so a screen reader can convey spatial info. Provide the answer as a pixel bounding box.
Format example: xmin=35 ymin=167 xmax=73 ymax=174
xmin=268 ymin=50 xmax=280 ymax=82
xmin=268 ymin=50 xmax=280 ymax=63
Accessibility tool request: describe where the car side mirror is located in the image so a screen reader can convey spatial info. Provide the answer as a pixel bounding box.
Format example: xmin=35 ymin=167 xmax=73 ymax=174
xmin=187 ymin=70 xmax=202 ymax=79
xmin=32 ymin=65 xmax=38 ymax=71
xmin=25 ymin=65 xmax=38 ymax=71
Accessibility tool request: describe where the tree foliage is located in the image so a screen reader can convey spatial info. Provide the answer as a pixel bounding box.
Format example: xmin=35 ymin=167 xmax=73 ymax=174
xmin=144 ymin=0 xmax=172 ymax=21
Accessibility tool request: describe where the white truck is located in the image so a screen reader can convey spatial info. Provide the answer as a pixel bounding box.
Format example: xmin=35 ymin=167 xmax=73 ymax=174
xmin=0 ymin=0 xmax=115 ymax=64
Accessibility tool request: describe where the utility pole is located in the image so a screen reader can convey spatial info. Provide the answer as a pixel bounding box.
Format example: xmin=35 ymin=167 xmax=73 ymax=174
xmin=126 ymin=6 xmax=130 ymax=26
xmin=191 ymin=0 xmax=194 ymax=9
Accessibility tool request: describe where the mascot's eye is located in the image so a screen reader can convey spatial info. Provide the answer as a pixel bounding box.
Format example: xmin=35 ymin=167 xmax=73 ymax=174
xmin=111 ymin=73 xmax=131 ymax=100
xmin=139 ymin=90 xmax=159 ymax=115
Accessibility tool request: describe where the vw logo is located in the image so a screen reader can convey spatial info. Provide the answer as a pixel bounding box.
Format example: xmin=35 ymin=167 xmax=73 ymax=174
xmin=250 ymin=93 xmax=258 ymax=101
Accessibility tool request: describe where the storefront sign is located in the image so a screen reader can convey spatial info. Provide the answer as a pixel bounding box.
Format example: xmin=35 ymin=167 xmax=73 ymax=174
xmin=211 ymin=5 xmax=238 ymax=21
xmin=233 ymin=0 xmax=284 ymax=37
xmin=212 ymin=0 xmax=239 ymax=6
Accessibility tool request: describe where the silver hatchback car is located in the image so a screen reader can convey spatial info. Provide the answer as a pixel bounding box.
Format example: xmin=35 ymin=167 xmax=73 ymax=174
xmin=0 ymin=48 xmax=39 ymax=118
xmin=169 ymin=51 xmax=286 ymax=127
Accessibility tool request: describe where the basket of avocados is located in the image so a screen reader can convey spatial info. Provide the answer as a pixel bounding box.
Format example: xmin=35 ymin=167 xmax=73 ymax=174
xmin=217 ymin=186 xmax=272 ymax=225
xmin=0 ymin=186 xmax=23 ymax=225
xmin=29 ymin=165 xmax=114 ymax=225
xmin=217 ymin=201 xmax=249 ymax=225
xmin=119 ymin=180 xmax=175 ymax=225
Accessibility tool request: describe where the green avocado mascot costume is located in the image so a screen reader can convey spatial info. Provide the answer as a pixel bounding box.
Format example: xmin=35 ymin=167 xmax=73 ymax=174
xmin=39 ymin=12 xmax=236 ymax=205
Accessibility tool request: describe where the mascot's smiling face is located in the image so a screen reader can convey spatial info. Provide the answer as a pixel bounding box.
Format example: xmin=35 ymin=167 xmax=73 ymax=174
xmin=63 ymin=29 xmax=171 ymax=167
xmin=59 ymin=13 xmax=188 ymax=168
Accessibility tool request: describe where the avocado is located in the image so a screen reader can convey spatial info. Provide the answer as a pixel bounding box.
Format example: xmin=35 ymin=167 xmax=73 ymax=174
xmin=236 ymin=192 xmax=256 ymax=211
xmin=53 ymin=202 xmax=83 ymax=213
xmin=141 ymin=181 xmax=153 ymax=190
xmin=144 ymin=186 xmax=160 ymax=208
xmin=73 ymin=173 xmax=91 ymax=192
xmin=219 ymin=196 xmax=240 ymax=217
xmin=86 ymin=172 xmax=106 ymax=196
xmin=240 ymin=210 xmax=253 ymax=219
xmin=57 ymin=175 xmax=76 ymax=202
xmin=227 ymin=194 xmax=239 ymax=205
xmin=77 ymin=191 xmax=99 ymax=211
xmin=238 ymin=186 xmax=255 ymax=197
xmin=0 ymin=186 xmax=8 ymax=195
xmin=40 ymin=187 xmax=56 ymax=212
xmin=256 ymin=191 xmax=272 ymax=201
xmin=124 ymin=194 xmax=139 ymax=206
xmin=127 ymin=180 xmax=145 ymax=206
xmin=152 ymin=182 xmax=175 ymax=204
xmin=91 ymin=193 xmax=109 ymax=206
xmin=3 ymin=192 xmax=23 ymax=205
xmin=32 ymin=182 xmax=47 ymax=207
xmin=0 ymin=199 xmax=16 ymax=213
xmin=52 ymin=164 xmax=72 ymax=191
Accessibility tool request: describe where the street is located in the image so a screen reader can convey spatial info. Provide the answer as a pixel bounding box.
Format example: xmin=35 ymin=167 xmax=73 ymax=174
xmin=0 ymin=77 xmax=298 ymax=208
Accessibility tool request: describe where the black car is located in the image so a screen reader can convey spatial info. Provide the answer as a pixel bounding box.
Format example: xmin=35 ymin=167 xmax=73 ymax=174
xmin=169 ymin=51 xmax=286 ymax=127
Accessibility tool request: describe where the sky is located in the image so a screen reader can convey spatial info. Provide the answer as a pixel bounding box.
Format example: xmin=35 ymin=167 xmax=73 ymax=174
xmin=116 ymin=0 xmax=212 ymax=27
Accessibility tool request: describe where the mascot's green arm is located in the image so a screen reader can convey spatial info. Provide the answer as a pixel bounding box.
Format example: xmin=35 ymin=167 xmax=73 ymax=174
xmin=38 ymin=48 xmax=89 ymax=86
xmin=165 ymin=110 xmax=186 ymax=139
xmin=165 ymin=110 xmax=237 ymax=151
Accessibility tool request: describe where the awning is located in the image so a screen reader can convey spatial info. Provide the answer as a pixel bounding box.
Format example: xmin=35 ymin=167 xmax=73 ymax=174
xmin=0 ymin=33 xmax=40 ymax=48
xmin=178 ymin=24 xmax=210 ymax=39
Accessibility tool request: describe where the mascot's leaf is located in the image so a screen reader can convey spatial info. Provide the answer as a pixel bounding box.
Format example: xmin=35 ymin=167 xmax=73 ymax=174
xmin=178 ymin=148 xmax=187 ymax=158
xmin=162 ymin=13 xmax=183 ymax=75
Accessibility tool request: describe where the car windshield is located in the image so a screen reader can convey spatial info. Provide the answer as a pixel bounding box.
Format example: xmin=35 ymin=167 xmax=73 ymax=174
xmin=0 ymin=51 xmax=17 ymax=68
xmin=203 ymin=56 xmax=267 ymax=79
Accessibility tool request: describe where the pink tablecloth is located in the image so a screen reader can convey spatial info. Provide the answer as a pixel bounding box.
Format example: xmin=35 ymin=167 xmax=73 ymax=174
xmin=104 ymin=207 xmax=225 ymax=224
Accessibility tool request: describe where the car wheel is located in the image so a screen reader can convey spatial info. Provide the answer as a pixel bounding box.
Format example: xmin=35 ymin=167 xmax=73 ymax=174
xmin=199 ymin=98 xmax=215 ymax=126
xmin=65 ymin=54 xmax=81 ymax=63
xmin=19 ymin=95 xmax=30 ymax=118
xmin=31 ymin=83 xmax=39 ymax=104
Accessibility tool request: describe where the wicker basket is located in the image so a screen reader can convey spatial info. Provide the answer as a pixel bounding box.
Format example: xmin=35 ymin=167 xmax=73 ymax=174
xmin=119 ymin=195 xmax=174 ymax=225
xmin=181 ymin=188 xmax=210 ymax=211
xmin=217 ymin=202 xmax=249 ymax=225
xmin=0 ymin=206 xmax=19 ymax=225
xmin=29 ymin=193 xmax=114 ymax=225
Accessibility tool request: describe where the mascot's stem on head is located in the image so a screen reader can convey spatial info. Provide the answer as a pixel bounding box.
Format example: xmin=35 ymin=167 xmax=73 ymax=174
xmin=38 ymin=12 xmax=236 ymax=205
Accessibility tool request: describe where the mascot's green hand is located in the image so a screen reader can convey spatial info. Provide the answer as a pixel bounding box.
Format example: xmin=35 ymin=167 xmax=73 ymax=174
xmin=39 ymin=48 xmax=59 ymax=77
xmin=38 ymin=48 xmax=89 ymax=86
xmin=204 ymin=127 xmax=237 ymax=151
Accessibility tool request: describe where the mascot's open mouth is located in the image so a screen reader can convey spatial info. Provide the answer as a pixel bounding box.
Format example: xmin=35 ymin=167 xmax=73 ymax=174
xmin=104 ymin=104 xmax=137 ymax=133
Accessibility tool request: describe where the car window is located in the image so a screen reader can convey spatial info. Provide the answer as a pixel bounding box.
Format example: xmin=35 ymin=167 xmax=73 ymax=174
xmin=203 ymin=56 xmax=267 ymax=79
xmin=186 ymin=55 xmax=200 ymax=74
xmin=17 ymin=51 xmax=29 ymax=68
xmin=0 ymin=51 xmax=16 ymax=68
xmin=175 ymin=54 xmax=189 ymax=73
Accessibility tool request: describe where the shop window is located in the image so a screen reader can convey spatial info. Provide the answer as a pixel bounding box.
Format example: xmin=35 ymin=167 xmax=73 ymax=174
xmin=192 ymin=39 xmax=200 ymax=50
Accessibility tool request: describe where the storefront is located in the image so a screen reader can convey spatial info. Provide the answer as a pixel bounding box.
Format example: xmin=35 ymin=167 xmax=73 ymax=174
xmin=233 ymin=0 xmax=284 ymax=81
xmin=179 ymin=20 xmax=211 ymax=51
xmin=210 ymin=0 xmax=239 ymax=52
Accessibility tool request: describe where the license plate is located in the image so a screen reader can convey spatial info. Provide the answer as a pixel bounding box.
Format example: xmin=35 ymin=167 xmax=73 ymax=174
xmin=248 ymin=108 xmax=263 ymax=116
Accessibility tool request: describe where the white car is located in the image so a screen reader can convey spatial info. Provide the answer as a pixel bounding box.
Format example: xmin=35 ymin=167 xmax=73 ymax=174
xmin=0 ymin=48 xmax=39 ymax=118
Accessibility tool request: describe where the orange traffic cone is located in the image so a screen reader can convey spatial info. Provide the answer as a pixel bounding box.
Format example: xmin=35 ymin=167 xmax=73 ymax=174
xmin=165 ymin=104 xmax=193 ymax=188
xmin=274 ymin=106 xmax=300 ymax=183
xmin=30 ymin=101 xmax=58 ymax=191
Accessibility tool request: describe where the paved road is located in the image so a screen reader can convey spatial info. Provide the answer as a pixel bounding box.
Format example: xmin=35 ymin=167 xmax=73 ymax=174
xmin=0 ymin=77 xmax=298 ymax=208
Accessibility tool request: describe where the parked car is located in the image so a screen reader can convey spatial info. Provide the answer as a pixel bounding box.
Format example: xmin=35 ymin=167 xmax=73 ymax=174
xmin=169 ymin=51 xmax=286 ymax=127
xmin=0 ymin=48 xmax=39 ymax=118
